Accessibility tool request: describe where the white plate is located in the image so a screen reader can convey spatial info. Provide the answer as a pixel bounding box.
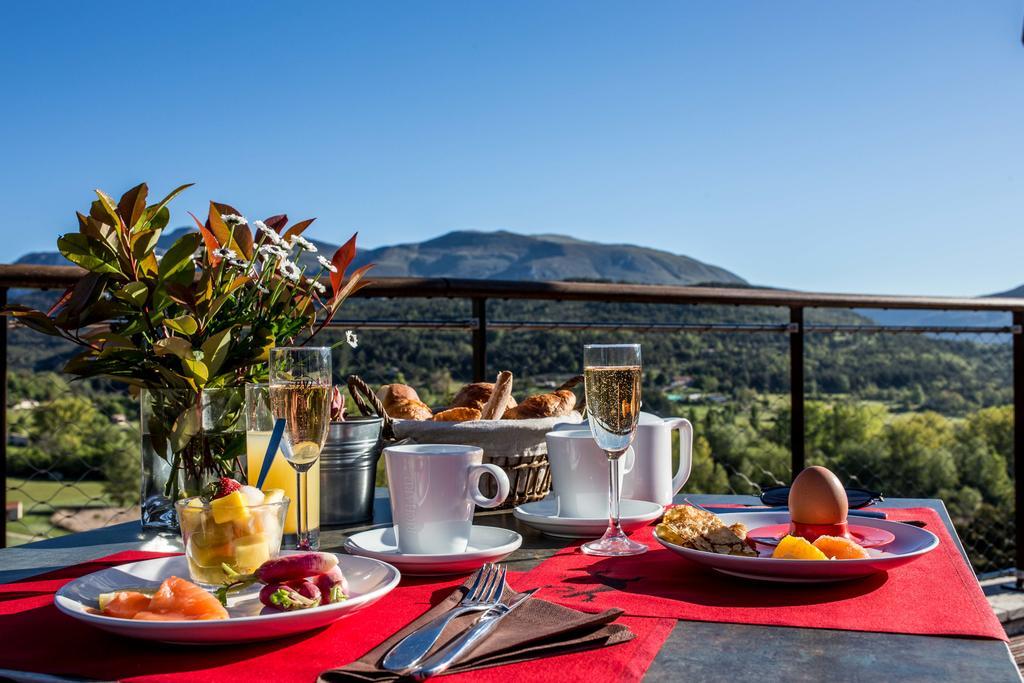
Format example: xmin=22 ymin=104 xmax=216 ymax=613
xmin=344 ymin=526 xmax=522 ymax=576
xmin=655 ymin=511 xmax=939 ymax=583
xmin=54 ymin=552 xmax=400 ymax=644
xmin=513 ymin=497 xmax=663 ymax=539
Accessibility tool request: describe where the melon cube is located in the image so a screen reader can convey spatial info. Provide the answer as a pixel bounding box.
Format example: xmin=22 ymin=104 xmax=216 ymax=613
xmin=234 ymin=534 xmax=270 ymax=570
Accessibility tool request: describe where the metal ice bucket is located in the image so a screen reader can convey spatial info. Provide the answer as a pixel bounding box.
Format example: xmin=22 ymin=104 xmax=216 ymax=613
xmin=319 ymin=416 xmax=384 ymax=526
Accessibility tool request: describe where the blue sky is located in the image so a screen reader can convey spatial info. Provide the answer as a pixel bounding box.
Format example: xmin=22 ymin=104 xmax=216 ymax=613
xmin=1 ymin=2 xmax=1022 ymax=296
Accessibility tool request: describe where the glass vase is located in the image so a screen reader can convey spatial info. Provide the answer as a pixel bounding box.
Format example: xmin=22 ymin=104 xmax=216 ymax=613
xmin=139 ymin=387 xmax=246 ymax=531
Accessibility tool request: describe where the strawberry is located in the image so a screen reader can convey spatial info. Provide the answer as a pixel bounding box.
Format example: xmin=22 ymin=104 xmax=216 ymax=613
xmin=213 ymin=477 xmax=243 ymax=499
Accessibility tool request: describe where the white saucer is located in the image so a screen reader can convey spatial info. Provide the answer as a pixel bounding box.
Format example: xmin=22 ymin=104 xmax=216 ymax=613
xmin=344 ymin=525 xmax=522 ymax=576
xmin=513 ymin=497 xmax=664 ymax=538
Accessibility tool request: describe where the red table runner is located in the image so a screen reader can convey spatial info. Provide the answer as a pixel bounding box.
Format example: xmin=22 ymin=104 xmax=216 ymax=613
xmin=0 ymin=551 xmax=673 ymax=682
xmin=523 ymin=507 xmax=1007 ymax=641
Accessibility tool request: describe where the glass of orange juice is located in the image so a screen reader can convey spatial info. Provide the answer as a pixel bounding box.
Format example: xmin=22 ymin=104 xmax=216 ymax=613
xmin=244 ymin=384 xmax=320 ymax=544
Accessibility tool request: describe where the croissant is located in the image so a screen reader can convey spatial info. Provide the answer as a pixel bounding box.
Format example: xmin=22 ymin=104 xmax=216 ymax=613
xmin=451 ymin=382 xmax=517 ymax=412
xmin=385 ymin=398 xmax=433 ymax=421
xmin=503 ymin=389 xmax=576 ymax=419
xmin=433 ymin=407 xmax=482 ymax=422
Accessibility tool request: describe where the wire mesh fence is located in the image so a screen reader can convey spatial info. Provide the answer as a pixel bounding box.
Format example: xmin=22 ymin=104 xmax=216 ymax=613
xmin=2 ymin=291 xmax=1019 ymax=575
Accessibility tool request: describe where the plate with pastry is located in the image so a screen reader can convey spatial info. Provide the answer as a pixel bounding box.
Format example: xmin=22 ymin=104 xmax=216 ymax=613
xmin=653 ymin=504 xmax=938 ymax=583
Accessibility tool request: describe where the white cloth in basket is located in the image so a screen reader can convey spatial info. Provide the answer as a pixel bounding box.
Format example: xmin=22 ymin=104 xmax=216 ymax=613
xmin=391 ymin=412 xmax=585 ymax=459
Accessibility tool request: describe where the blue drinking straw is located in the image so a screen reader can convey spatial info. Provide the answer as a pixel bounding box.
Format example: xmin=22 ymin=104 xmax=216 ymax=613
xmin=255 ymin=418 xmax=286 ymax=490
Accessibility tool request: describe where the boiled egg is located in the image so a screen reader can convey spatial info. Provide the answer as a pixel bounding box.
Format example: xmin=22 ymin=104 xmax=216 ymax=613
xmin=788 ymin=466 xmax=848 ymax=525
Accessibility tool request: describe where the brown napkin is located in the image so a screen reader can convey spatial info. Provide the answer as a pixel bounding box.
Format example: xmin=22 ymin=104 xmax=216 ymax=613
xmin=319 ymin=579 xmax=634 ymax=681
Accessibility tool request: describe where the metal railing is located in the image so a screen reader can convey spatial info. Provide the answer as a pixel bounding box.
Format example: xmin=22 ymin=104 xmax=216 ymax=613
xmin=3 ymin=265 xmax=1024 ymax=579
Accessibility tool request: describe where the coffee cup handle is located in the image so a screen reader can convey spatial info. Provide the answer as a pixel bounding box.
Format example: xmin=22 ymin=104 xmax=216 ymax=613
xmin=621 ymin=446 xmax=636 ymax=475
xmin=665 ymin=418 xmax=693 ymax=494
xmin=468 ymin=464 xmax=510 ymax=508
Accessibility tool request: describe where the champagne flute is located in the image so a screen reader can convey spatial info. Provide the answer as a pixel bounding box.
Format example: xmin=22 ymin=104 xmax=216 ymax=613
xmin=269 ymin=347 xmax=331 ymax=550
xmin=582 ymin=343 xmax=646 ymax=556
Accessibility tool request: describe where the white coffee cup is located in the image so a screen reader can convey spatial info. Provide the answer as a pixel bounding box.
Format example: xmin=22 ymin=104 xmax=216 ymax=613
xmin=384 ymin=443 xmax=510 ymax=555
xmin=545 ymin=429 xmax=635 ymax=518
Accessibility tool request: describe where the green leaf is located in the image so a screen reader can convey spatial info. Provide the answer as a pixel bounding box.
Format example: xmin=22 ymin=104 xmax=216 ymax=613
xmin=182 ymin=357 xmax=209 ymax=384
xmin=154 ymin=337 xmax=193 ymax=359
xmin=131 ymin=227 xmax=162 ymax=261
xmin=118 ymin=183 xmax=149 ymax=230
xmin=158 ymin=231 xmax=201 ymax=281
xmin=2 ymin=308 xmax=60 ymax=336
xmin=169 ymin=403 xmax=202 ymax=453
xmin=148 ymin=183 xmax=194 ymax=222
xmin=94 ymin=189 xmax=124 ymax=232
xmin=201 ymin=327 xmax=233 ymax=377
xmin=114 ymin=281 xmax=148 ymax=307
xmin=164 ymin=315 xmax=198 ymax=335
xmin=143 ymin=205 xmax=170 ymax=232
xmin=58 ymin=233 xmax=122 ymax=275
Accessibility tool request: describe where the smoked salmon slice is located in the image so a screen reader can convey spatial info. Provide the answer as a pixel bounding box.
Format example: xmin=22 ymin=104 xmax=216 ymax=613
xmin=101 ymin=576 xmax=229 ymax=621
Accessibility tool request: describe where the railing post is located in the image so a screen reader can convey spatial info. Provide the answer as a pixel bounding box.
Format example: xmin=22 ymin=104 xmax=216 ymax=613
xmin=1014 ymin=311 xmax=1024 ymax=587
xmin=0 ymin=287 xmax=7 ymax=548
xmin=789 ymin=306 xmax=805 ymax=479
xmin=472 ymin=298 xmax=487 ymax=382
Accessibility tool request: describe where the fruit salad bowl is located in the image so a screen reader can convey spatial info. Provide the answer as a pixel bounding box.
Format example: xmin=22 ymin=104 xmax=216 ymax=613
xmin=176 ymin=485 xmax=289 ymax=586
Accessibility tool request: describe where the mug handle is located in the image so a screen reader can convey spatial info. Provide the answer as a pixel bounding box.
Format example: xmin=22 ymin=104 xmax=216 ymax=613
xmin=621 ymin=446 xmax=636 ymax=475
xmin=664 ymin=418 xmax=693 ymax=494
xmin=468 ymin=463 xmax=510 ymax=508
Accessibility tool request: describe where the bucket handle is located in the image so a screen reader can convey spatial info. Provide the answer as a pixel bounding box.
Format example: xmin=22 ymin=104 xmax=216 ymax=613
xmin=346 ymin=375 xmax=396 ymax=441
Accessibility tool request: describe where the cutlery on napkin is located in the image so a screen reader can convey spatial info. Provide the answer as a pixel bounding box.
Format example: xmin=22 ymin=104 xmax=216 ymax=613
xmin=319 ymin=575 xmax=633 ymax=682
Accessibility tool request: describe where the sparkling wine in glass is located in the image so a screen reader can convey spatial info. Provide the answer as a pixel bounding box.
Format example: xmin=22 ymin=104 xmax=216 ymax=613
xmin=582 ymin=343 xmax=646 ymax=556
xmin=269 ymin=347 xmax=331 ymax=550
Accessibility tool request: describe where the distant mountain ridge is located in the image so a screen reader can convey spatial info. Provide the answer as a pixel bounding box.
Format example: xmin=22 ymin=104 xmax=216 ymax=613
xmin=15 ymin=228 xmax=747 ymax=287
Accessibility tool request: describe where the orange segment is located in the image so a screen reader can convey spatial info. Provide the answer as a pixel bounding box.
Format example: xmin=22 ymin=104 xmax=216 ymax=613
xmin=772 ymin=535 xmax=828 ymax=560
xmin=132 ymin=576 xmax=229 ymax=621
xmin=100 ymin=591 xmax=152 ymax=619
xmin=813 ymin=535 xmax=870 ymax=559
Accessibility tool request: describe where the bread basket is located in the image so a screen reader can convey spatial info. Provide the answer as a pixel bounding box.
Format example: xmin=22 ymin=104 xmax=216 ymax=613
xmin=346 ymin=375 xmax=586 ymax=508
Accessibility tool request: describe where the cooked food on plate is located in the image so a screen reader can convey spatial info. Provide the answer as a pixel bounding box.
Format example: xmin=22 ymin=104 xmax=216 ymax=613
xmin=656 ymin=505 xmax=756 ymax=557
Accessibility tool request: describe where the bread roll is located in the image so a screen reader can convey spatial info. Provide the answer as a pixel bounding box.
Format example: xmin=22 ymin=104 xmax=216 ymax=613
xmin=385 ymin=398 xmax=433 ymax=421
xmin=503 ymin=389 xmax=576 ymax=419
xmin=377 ymin=383 xmax=421 ymax=408
xmin=432 ymin=407 xmax=482 ymax=422
xmin=451 ymin=382 xmax=517 ymax=412
xmin=480 ymin=371 xmax=514 ymax=420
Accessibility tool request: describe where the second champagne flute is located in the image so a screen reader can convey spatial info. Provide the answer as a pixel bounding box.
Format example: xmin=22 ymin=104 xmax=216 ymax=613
xmin=582 ymin=343 xmax=646 ymax=556
xmin=269 ymin=346 xmax=332 ymax=550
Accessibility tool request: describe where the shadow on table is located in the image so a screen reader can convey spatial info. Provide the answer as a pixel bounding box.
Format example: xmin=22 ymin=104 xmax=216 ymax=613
xmin=550 ymin=554 xmax=887 ymax=609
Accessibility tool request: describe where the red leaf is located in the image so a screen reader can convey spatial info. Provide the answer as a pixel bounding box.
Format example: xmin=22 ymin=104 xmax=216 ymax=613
xmin=47 ymin=286 xmax=75 ymax=316
xmin=330 ymin=233 xmax=358 ymax=294
xmin=263 ymin=214 xmax=288 ymax=234
xmin=283 ymin=218 xmax=315 ymax=241
xmin=190 ymin=212 xmax=222 ymax=265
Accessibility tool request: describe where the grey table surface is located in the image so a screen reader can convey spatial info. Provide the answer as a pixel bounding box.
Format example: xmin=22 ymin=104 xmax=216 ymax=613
xmin=0 ymin=493 xmax=1019 ymax=682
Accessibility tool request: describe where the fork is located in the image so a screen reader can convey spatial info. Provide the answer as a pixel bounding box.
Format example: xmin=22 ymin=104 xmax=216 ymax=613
xmin=381 ymin=564 xmax=507 ymax=674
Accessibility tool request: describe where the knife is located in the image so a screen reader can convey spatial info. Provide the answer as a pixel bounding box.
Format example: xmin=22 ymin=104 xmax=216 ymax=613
xmin=700 ymin=505 xmax=887 ymax=519
xmin=408 ymin=588 xmax=539 ymax=680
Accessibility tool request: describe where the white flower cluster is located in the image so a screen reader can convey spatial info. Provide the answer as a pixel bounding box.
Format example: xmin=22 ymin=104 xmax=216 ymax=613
xmin=221 ymin=214 xmax=247 ymax=227
xmin=317 ymin=255 xmax=338 ymax=273
xmin=289 ymin=235 xmax=317 ymax=253
xmin=254 ymin=220 xmax=284 ymax=245
xmin=278 ymin=260 xmax=301 ymax=282
xmin=346 ymin=330 xmax=358 ymax=349
xmin=213 ymin=247 xmax=238 ymax=260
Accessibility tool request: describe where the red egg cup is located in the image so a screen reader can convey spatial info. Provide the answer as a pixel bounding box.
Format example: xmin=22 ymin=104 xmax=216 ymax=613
xmin=789 ymin=520 xmax=850 ymax=542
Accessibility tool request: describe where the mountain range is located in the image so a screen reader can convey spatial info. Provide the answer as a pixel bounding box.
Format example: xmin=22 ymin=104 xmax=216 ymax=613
xmin=16 ymin=227 xmax=748 ymax=287
xmin=14 ymin=228 xmax=1022 ymax=330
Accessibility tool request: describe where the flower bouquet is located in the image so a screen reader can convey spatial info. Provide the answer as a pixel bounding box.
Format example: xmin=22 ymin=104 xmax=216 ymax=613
xmin=4 ymin=182 xmax=372 ymax=528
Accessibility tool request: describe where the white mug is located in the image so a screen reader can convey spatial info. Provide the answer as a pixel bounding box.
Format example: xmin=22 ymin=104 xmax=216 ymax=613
xmin=545 ymin=429 xmax=635 ymax=518
xmin=553 ymin=412 xmax=693 ymax=506
xmin=384 ymin=444 xmax=510 ymax=554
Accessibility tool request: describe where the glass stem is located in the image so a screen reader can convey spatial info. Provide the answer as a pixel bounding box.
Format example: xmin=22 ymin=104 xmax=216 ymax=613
xmin=607 ymin=455 xmax=623 ymax=535
xmin=295 ymin=469 xmax=309 ymax=550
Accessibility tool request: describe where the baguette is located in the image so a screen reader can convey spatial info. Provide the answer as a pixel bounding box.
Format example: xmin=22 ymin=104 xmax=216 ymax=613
xmin=480 ymin=371 xmax=514 ymax=420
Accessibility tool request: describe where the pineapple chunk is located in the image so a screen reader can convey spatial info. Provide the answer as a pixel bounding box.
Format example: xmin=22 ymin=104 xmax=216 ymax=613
xmin=262 ymin=488 xmax=286 ymax=504
xmin=210 ymin=490 xmax=250 ymax=524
